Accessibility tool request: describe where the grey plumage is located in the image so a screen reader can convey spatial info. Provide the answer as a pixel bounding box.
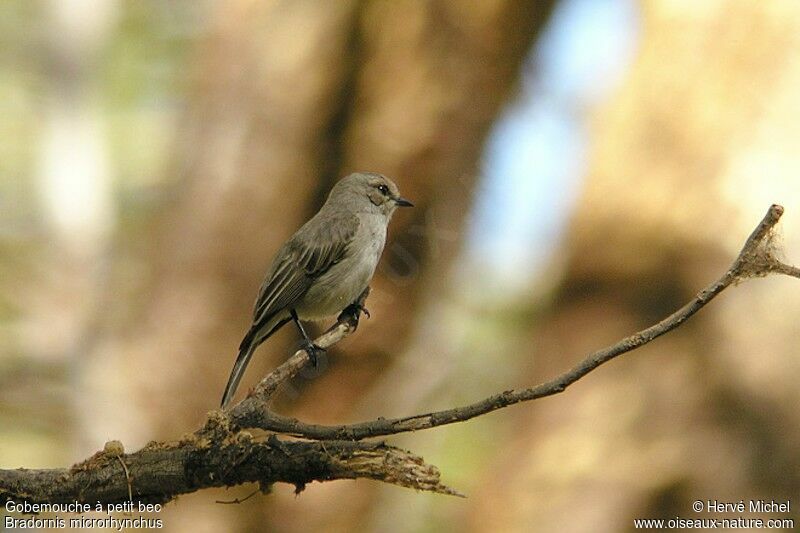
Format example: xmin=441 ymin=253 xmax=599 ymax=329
xmin=220 ymin=172 xmax=413 ymax=408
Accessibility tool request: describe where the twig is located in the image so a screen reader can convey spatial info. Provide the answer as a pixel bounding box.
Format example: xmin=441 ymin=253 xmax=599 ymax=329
xmin=115 ymin=455 xmax=133 ymax=505
xmin=227 ymin=288 xmax=369 ymax=421
xmin=230 ymin=204 xmax=798 ymax=440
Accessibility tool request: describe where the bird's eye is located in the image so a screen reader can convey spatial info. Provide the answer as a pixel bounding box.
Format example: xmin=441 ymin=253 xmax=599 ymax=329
xmin=377 ymin=184 xmax=389 ymax=195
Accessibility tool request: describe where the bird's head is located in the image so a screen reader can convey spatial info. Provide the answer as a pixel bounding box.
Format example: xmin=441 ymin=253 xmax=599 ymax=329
xmin=334 ymin=172 xmax=414 ymax=218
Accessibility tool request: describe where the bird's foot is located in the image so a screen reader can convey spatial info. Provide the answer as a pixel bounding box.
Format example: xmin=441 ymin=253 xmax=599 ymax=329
xmin=304 ymin=342 xmax=326 ymax=367
xmin=353 ymin=302 xmax=370 ymax=319
xmin=340 ymin=301 xmax=370 ymax=323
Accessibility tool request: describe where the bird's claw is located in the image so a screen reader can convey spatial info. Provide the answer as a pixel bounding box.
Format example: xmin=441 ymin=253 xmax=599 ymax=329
xmin=304 ymin=342 xmax=325 ymax=367
xmin=338 ymin=302 xmax=370 ymax=324
xmin=349 ymin=301 xmax=370 ymax=319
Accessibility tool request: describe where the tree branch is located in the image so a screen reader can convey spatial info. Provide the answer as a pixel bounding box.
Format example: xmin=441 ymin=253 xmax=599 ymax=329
xmin=1 ymin=205 xmax=796 ymax=506
xmin=1 ymin=411 xmax=459 ymax=505
xmin=228 ymin=204 xmax=797 ymax=441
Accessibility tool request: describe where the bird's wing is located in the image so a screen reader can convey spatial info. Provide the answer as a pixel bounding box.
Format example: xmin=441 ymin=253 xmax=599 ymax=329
xmin=223 ymin=211 xmax=359 ymax=408
xmin=249 ymin=211 xmax=360 ymax=330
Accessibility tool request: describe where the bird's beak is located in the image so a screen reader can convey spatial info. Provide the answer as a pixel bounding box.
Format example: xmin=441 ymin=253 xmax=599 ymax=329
xmin=395 ymin=196 xmax=414 ymax=207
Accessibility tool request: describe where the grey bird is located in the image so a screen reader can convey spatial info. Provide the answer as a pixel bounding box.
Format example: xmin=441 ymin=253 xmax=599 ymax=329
xmin=220 ymin=172 xmax=413 ymax=408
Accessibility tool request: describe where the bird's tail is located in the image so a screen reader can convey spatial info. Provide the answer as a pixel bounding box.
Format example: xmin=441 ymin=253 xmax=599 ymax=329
xmin=220 ymin=338 xmax=257 ymax=409
xmin=220 ymin=316 xmax=291 ymax=408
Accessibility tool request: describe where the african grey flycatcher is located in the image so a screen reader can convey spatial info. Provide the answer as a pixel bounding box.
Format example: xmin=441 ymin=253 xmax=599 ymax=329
xmin=220 ymin=172 xmax=413 ymax=408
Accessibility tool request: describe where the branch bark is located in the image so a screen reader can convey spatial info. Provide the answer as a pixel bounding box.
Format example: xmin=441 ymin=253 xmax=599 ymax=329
xmin=1 ymin=411 xmax=458 ymax=506
xmin=1 ymin=205 xmax=796 ymax=505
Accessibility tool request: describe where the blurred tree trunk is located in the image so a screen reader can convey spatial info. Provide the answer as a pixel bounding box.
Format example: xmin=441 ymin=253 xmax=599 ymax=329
xmin=469 ymin=1 xmax=800 ymax=531
xmin=79 ymin=0 xmax=555 ymax=531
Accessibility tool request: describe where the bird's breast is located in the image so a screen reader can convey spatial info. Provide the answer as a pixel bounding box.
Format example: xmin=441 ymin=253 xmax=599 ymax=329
xmin=295 ymin=215 xmax=387 ymax=321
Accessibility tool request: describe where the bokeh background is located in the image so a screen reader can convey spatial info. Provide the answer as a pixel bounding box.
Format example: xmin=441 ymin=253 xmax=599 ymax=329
xmin=2 ymin=0 xmax=800 ymax=531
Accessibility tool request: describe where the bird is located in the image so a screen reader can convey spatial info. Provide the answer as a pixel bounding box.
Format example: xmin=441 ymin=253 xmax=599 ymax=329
xmin=220 ymin=172 xmax=413 ymax=408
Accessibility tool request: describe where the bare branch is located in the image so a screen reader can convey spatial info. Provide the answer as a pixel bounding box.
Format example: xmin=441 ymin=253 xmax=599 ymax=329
xmin=772 ymin=263 xmax=800 ymax=279
xmin=229 ymin=204 xmax=798 ymax=441
xmin=2 ymin=287 xmax=466 ymax=505
xmin=0 ymin=411 xmax=459 ymax=505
